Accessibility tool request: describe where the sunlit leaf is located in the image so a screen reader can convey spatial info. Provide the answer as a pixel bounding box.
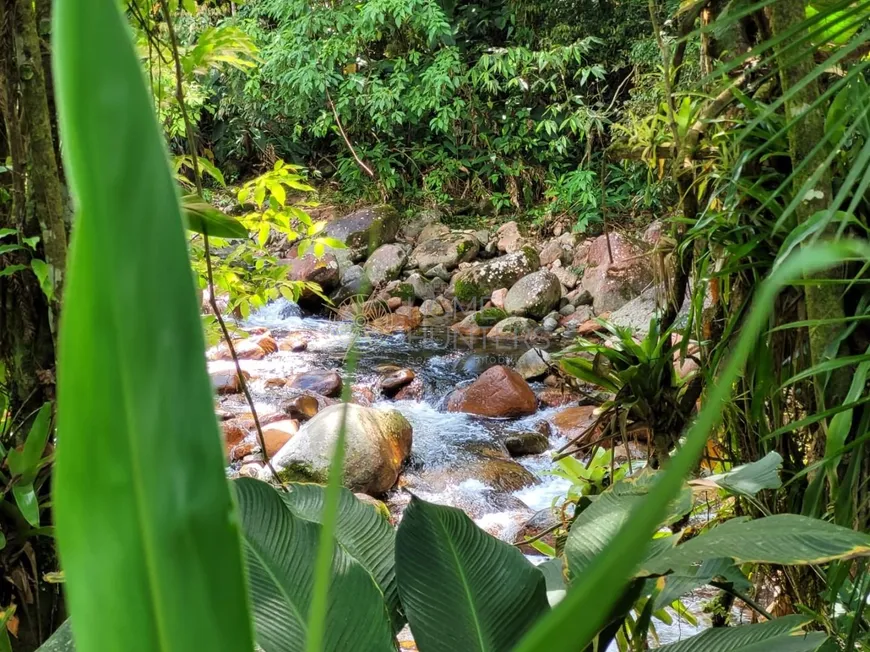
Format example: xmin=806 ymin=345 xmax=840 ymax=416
xmin=52 ymin=0 xmax=254 ymax=648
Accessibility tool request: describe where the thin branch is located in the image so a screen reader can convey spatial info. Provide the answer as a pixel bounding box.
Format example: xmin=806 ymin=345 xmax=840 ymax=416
xmin=326 ymin=88 xmax=376 ymax=179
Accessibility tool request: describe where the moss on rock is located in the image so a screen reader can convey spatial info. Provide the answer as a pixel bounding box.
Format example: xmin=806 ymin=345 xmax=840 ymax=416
xmin=473 ymin=307 xmax=507 ymax=326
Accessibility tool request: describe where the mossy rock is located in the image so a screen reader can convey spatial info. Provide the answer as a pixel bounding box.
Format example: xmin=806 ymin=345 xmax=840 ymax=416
xmin=451 ymin=247 xmax=540 ymax=303
xmin=454 ymin=277 xmax=484 ymax=303
xmin=388 ymin=282 xmax=416 ymax=301
xmin=277 ymin=461 xmax=324 ymax=485
xmin=473 ymin=307 xmax=507 ymax=327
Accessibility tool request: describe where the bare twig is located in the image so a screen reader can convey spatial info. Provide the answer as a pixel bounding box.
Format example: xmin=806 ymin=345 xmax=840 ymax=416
xmin=160 ymin=0 xmax=279 ymax=482
xmin=326 ymin=89 xmax=376 ymax=179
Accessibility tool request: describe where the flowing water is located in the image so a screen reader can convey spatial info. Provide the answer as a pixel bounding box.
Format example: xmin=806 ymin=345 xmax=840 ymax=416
xmin=213 ymin=299 xmax=712 ymax=646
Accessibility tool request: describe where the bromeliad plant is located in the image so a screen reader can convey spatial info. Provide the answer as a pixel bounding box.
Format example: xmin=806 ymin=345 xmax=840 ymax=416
xmin=47 ymin=1 xmax=870 ymax=652
xmin=556 ymin=318 xmax=702 ymax=465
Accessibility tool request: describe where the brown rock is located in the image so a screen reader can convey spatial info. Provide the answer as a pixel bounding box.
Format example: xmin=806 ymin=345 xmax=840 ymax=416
xmin=387 ymin=296 xmax=403 ymax=311
xmin=286 ymin=370 xmax=343 ymax=397
xmin=577 ymin=316 xmax=609 ymax=336
xmin=394 ymin=377 xmax=424 ymax=401
xmin=437 ymin=296 xmax=455 ymax=314
xmin=549 ymin=406 xmax=599 ymax=443
xmin=371 ymin=310 xmax=422 ymax=333
xmin=496 ymin=221 xmax=526 ymax=253
xmin=262 ymin=419 xmax=299 ymax=457
xmin=514 ymin=509 xmax=560 ymax=553
xmin=446 ymin=366 xmax=537 ymax=418
xmin=210 ymin=369 xmax=250 ymax=395
xmin=580 ymin=233 xmax=654 ymax=313
xmin=281 ymin=252 xmax=341 ymax=293
xmin=491 ymin=287 xmax=508 ymax=309
xmin=537 ymin=387 xmax=583 ymax=408
xmin=279 ymin=334 xmax=309 ymax=352
xmin=264 ymin=377 xmax=287 ymax=388
xmin=450 ymin=314 xmax=489 ymax=337
xmin=352 ymin=385 xmax=376 ymax=406
xmin=208 ymin=338 xmax=265 ymax=361
xmin=230 ymin=441 xmax=256 ymax=462
xmin=221 ymin=420 xmax=247 ymax=449
xmin=254 ymin=334 xmax=278 ymax=355
xmin=560 ymin=305 xmax=595 ymax=328
xmin=282 ymin=394 xmax=320 ymax=420
xmin=380 ymin=369 xmax=416 ymax=395
xmin=504 ymin=431 xmax=550 ymax=457
xmin=539 ymin=239 xmax=570 ymax=266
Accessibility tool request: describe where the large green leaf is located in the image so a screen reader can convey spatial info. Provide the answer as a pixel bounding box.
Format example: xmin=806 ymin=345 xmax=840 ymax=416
xmin=644 ymin=514 xmax=870 ymax=575
xmin=690 ymin=451 xmax=783 ymax=497
xmin=395 ymin=496 xmax=549 ymax=652
xmin=657 ymin=615 xmax=826 ymax=652
xmin=654 ymin=558 xmax=750 ymax=608
xmin=234 ymin=478 xmax=394 ymax=652
xmin=279 ymin=482 xmax=403 ymax=632
xmin=565 ymin=477 xmax=692 ymax=576
xmin=51 ymin=0 xmax=253 ymax=649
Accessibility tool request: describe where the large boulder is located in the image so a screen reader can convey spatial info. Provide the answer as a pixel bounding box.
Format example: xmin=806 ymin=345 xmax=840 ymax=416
xmin=581 ymin=233 xmax=654 ymax=313
xmin=409 ymin=232 xmax=479 ymax=273
xmin=447 ymin=365 xmax=537 ymax=418
xmin=452 ymin=247 xmax=540 ymax=304
xmin=504 ymin=270 xmax=562 ymax=318
xmin=364 ymin=243 xmax=408 ymax=286
xmin=608 ymin=286 xmax=659 ymax=334
xmin=281 ymin=252 xmax=341 ymax=294
xmin=268 ymin=404 xmax=413 ymax=495
xmin=418 ymin=222 xmax=451 ymax=243
xmin=324 ymin=205 xmax=401 ymax=259
xmin=330 ymin=264 xmax=373 ymax=304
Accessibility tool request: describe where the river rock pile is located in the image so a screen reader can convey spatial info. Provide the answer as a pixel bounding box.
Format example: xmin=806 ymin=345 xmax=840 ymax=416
xmin=277 ymin=204 xmax=658 ymax=342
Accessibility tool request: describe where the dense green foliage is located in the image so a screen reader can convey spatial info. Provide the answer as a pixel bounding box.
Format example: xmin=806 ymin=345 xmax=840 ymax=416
xmin=2 ymin=0 xmax=870 ymax=649
xmin=187 ymin=0 xmax=675 ymax=220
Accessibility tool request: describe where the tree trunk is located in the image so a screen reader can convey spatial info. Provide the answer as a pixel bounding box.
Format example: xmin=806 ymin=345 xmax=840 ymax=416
xmin=14 ymin=0 xmax=66 ymax=322
xmin=769 ymin=0 xmax=850 ymax=406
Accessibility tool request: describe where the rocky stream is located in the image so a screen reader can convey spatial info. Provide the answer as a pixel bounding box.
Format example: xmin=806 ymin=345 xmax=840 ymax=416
xmin=208 ymin=205 xmax=721 ymax=647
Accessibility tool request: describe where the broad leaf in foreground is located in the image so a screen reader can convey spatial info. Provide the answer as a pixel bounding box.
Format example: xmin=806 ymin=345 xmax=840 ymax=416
xmin=279 ymin=482 xmax=403 ymax=632
xmin=689 ymin=451 xmax=783 ymax=497
xmin=52 ymin=0 xmax=253 ymax=649
xmin=658 ymin=615 xmax=826 ymax=652
xmin=395 ymin=496 xmax=549 ymax=652
xmin=235 ymin=478 xmax=394 ymax=652
xmin=565 ymin=479 xmax=691 ymax=576
xmin=643 ymin=514 xmax=870 ymax=574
